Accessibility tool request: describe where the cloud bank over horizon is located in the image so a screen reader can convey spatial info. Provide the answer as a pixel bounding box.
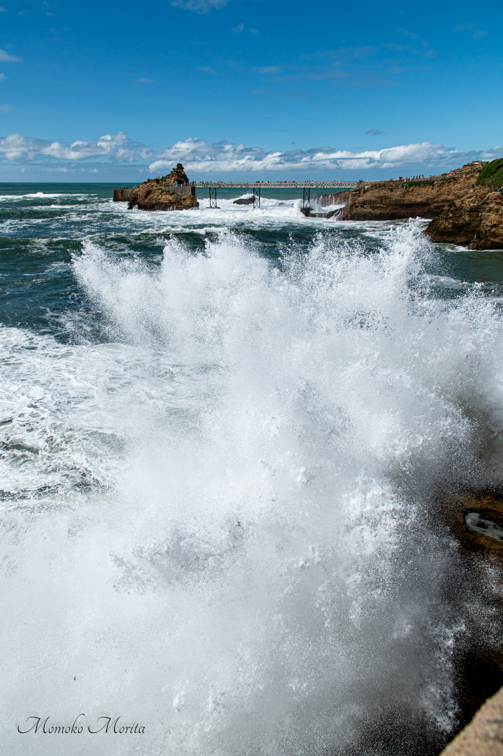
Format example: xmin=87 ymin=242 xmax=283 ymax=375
xmin=0 ymin=131 xmax=501 ymax=178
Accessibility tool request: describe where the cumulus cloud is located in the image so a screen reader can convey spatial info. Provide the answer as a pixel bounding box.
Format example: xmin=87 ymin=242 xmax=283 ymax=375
xmin=148 ymin=137 xmax=503 ymax=174
xmin=0 ymin=132 xmax=153 ymax=163
xmin=0 ymin=48 xmax=22 ymax=62
xmin=0 ymin=131 xmax=502 ymax=176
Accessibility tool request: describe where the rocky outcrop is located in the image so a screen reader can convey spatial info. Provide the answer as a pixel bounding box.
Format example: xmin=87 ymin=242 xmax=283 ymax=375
xmin=440 ymin=686 xmax=503 ymax=756
xmin=233 ymin=196 xmax=256 ymax=205
xmin=115 ymin=163 xmax=199 ymax=212
xmin=113 ymin=188 xmax=134 ymax=202
xmin=336 ymin=162 xmax=486 ymax=221
xmin=320 ymin=161 xmax=503 ymax=249
xmin=427 ymin=191 xmax=503 ymax=250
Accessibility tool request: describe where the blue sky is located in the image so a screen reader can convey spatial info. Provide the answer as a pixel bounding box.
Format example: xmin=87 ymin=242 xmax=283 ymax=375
xmin=0 ymin=0 xmax=501 ymax=180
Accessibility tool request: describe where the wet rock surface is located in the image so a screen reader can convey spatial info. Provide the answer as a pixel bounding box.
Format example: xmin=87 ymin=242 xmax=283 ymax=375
xmin=437 ymin=490 xmax=503 ymax=752
xmin=427 ymin=191 xmax=503 ymax=250
xmin=233 ymin=196 xmax=256 ymax=205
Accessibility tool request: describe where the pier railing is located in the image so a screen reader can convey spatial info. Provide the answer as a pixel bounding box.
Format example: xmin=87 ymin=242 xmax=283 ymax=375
xmin=193 ymin=181 xmax=358 ymax=189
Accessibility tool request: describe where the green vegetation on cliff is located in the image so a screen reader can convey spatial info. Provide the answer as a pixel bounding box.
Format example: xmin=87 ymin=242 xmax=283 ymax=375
xmin=476 ymin=158 xmax=503 ymax=189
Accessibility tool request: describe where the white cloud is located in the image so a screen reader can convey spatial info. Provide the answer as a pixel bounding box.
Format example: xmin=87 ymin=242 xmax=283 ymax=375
xmin=148 ymin=137 xmax=503 ymax=174
xmin=0 ymin=132 xmax=153 ymax=162
xmin=199 ymin=66 xmax=217 ymax=74
xmin=134 ymin=77 xmax=154 ymax=83
xmin=0 ymin=131 xmax=502 ymax=177
xmin=0 ymin=48 xmax=22 ymax=62
xmin=0 ymin=73 xmax=5 ymax=81
xmin=231 ymin=23 xmax=244 ymax=33
xmin=170 ymin=0 xmax=228 ymax=11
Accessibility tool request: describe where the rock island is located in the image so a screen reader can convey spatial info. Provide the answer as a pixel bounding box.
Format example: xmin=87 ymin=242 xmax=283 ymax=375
xmin=113 ymin=163 xmax=198 ymax=211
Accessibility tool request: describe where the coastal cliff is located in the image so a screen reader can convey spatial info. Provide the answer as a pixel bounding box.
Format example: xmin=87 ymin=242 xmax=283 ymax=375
xmin=319 ymin=160 xmax=503 ymax=250
xmin=114 ymin=163 xmax=199 ymax=211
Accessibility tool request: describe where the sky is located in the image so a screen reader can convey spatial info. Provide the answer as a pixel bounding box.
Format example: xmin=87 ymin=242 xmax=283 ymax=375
xmin=0 ymin=0 xmax=502 ymax=181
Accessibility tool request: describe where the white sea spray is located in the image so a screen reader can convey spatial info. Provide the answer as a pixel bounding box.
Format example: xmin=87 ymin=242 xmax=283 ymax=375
xmin=1 ymin=215 xmax=503 ymax=755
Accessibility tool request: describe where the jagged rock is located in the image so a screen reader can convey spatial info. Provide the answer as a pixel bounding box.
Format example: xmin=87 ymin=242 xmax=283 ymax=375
xmin=163 ymin=162 xmax=190 ymax=186
xmin=322 ymin=161 xmax=503 ymax=249
xmin=233 ymin=197 xmax=255 ymax=205
xmin=116 ymin=163 xmax=198 ymax=212
xmin=427 ymin=191 xmax=503 ymax=250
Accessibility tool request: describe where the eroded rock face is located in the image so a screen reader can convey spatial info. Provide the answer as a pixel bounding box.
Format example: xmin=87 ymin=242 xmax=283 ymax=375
xmin=321 ymin=161 xmax=503 ymax=249
xmin=427 ymin=191 xmax=503 ymax=250
xmin=124 ymin=164 xmax=198 ymax=211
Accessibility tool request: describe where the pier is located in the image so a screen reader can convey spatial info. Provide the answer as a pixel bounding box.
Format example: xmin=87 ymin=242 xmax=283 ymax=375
xmin=198 ymin=182 xmax=355 ymax=210
xmin=194 ymin=181 xmax=358 ymax=189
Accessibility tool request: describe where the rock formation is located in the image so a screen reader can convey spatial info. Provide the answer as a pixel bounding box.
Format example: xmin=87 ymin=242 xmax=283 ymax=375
xmin=319 ymin=160 xmax=503 ymax=249
xmin=427 ymin=190 xmax=503 ymax=249
xmin=440 ymin=686 xmax=503 ymax=756
xmin=438 ymin=489 xmax=503 ymax=732
xmin=233 ymin=196 xmax=256 ymax=205
xmin=114 ymin=163 xmax=198 ymax=211
xmin=113 ymin=188 xmax=134 ymax=202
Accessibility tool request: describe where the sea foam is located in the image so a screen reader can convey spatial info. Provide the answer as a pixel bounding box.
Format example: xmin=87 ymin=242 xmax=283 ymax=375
xmin=1 ymin=221 xmax=503 ymax=755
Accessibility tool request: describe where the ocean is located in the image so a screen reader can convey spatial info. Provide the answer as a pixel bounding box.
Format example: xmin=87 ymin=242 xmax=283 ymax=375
xmin=1 ymin=183 xmax=503 ymax=756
